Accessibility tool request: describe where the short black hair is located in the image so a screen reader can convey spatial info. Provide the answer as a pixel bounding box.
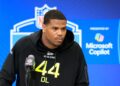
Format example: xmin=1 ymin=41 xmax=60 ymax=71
xmin=43 ymin=9 xmax=67 ymax=24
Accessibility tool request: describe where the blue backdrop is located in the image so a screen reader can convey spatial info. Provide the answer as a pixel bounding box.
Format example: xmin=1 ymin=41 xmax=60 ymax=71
xmin=0 ymin=0 xmax=120 ymax=86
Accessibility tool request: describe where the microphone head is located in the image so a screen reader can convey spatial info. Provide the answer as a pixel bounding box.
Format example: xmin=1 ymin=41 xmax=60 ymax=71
xmin=25 ymin=54 xmax=35 ymax=70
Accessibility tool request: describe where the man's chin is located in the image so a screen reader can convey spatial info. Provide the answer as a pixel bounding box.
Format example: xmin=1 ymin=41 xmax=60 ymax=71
xmin=54 ymin=42 xmax=63 ymax=47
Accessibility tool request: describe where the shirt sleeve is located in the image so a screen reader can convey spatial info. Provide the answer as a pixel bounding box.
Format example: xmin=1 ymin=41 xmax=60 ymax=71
xmin=0 ymin=49 xmax=16 ymax=86
xmin=75 ymin=64 xmax=89 ymax=86
xmin=75 ymin=45 xmax=89 ymax=86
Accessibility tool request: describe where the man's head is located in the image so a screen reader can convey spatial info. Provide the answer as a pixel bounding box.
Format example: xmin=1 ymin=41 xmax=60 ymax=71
xmin=42 ymin=9 xmax=67 ymax=49
xmin=43 ymin=9 xmax=67 ymax=24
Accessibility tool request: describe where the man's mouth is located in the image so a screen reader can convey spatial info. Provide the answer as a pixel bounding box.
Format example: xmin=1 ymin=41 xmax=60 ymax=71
xmin=56 ymin=38 xmax=64 ymax=42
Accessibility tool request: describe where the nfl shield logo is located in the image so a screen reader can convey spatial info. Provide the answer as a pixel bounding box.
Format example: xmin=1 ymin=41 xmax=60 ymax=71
xmin=35 ymin=4 xmax=56 ymax=29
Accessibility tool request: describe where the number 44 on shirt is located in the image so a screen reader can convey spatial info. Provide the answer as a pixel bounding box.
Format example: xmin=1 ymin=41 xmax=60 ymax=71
xmin=35 ymin=60 xmax=60 ymax=78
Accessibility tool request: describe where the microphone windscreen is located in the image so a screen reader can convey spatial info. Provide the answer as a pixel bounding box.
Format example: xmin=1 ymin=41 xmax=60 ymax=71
xmin=25 ymin=54 xmax=35 ymax=70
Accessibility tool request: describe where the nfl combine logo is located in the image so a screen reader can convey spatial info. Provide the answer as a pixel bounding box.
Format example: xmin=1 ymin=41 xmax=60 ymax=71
xmin=10 ymin=4 xmax=82 ymax=50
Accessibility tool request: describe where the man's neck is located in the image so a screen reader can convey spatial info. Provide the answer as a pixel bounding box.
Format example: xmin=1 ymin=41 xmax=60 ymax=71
xmin=41 ymin=35 xmax=57 ymax=49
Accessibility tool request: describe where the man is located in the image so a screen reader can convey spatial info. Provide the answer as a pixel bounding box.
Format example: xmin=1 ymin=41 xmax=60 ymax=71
xmin=0 ymin=9 xmax=89 ymax=86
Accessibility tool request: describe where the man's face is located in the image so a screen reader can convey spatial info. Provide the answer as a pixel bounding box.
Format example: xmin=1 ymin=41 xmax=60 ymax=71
xmin=42 ymin=19 xmax=67 ymax=49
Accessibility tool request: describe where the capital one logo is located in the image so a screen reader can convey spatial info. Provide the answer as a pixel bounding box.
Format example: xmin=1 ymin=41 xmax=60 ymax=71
xmin=10 ymin=4 xmax=82 ymax=49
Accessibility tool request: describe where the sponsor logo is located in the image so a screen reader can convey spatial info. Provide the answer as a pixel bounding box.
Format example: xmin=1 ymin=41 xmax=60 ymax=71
xmin=95 ymin=33 xmax=104 ymax=42
xmin=86 ymin=42 xmax=113 ymax=56
xmin=90 ymin=27 xmax=109 ymax=31
xmin=43 ymin=51 xmax=56 ymax=59
xmin=86 ymin=27 xmax=114 ymax=56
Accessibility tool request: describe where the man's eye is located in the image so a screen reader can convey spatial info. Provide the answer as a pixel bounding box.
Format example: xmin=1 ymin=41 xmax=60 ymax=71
xmin=53 ymin=27 xmax=58 ymax=30
xmin=62 ymin=28 xmax=66 ymax=31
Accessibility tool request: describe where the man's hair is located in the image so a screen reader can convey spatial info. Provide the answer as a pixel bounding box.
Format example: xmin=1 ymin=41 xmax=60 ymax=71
xmin=43 ymin=9 xmax=67 ymax=24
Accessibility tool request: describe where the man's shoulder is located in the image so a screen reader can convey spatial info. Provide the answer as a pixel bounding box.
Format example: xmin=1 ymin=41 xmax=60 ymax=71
xmin=17 ymin=35 xmax=31 ymax=44
xmin=72 ymin=41 xmax=81 ymax=48
xmin=15 ymin=31 xmax=39 ymax=46
xmin=13 ymin=34 xmax=33 ymax=50
xmin=71 ymin=41 xmax=83 ymax=52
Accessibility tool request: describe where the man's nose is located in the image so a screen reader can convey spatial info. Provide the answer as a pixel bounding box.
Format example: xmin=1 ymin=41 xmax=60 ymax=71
xmin=57 ymin=29 xmax=62 ymax=36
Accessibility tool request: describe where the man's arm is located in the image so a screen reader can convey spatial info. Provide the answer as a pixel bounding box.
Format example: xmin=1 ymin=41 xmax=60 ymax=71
xmin=75 ymin=45 xmax=89 ymax=86
xmin=0 ymin=51 xmax=16 ymax=86
xmin=75 ymin=63 xmax=89 ymax=86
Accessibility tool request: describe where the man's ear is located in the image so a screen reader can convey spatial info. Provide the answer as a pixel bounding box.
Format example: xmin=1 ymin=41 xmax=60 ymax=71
xmin=42 ymin=24 xmax=46 ymax=33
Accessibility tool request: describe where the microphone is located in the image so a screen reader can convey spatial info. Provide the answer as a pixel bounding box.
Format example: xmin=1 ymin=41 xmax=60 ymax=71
xmin=25 ymin=54 xmax=35 ymax=86
xmin=25 ymin=54 xmax=35 ymax=72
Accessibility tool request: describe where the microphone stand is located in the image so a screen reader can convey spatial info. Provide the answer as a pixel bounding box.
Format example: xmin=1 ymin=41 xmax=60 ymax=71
xmin=25 ymin=67 xmax=31 ymax=86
